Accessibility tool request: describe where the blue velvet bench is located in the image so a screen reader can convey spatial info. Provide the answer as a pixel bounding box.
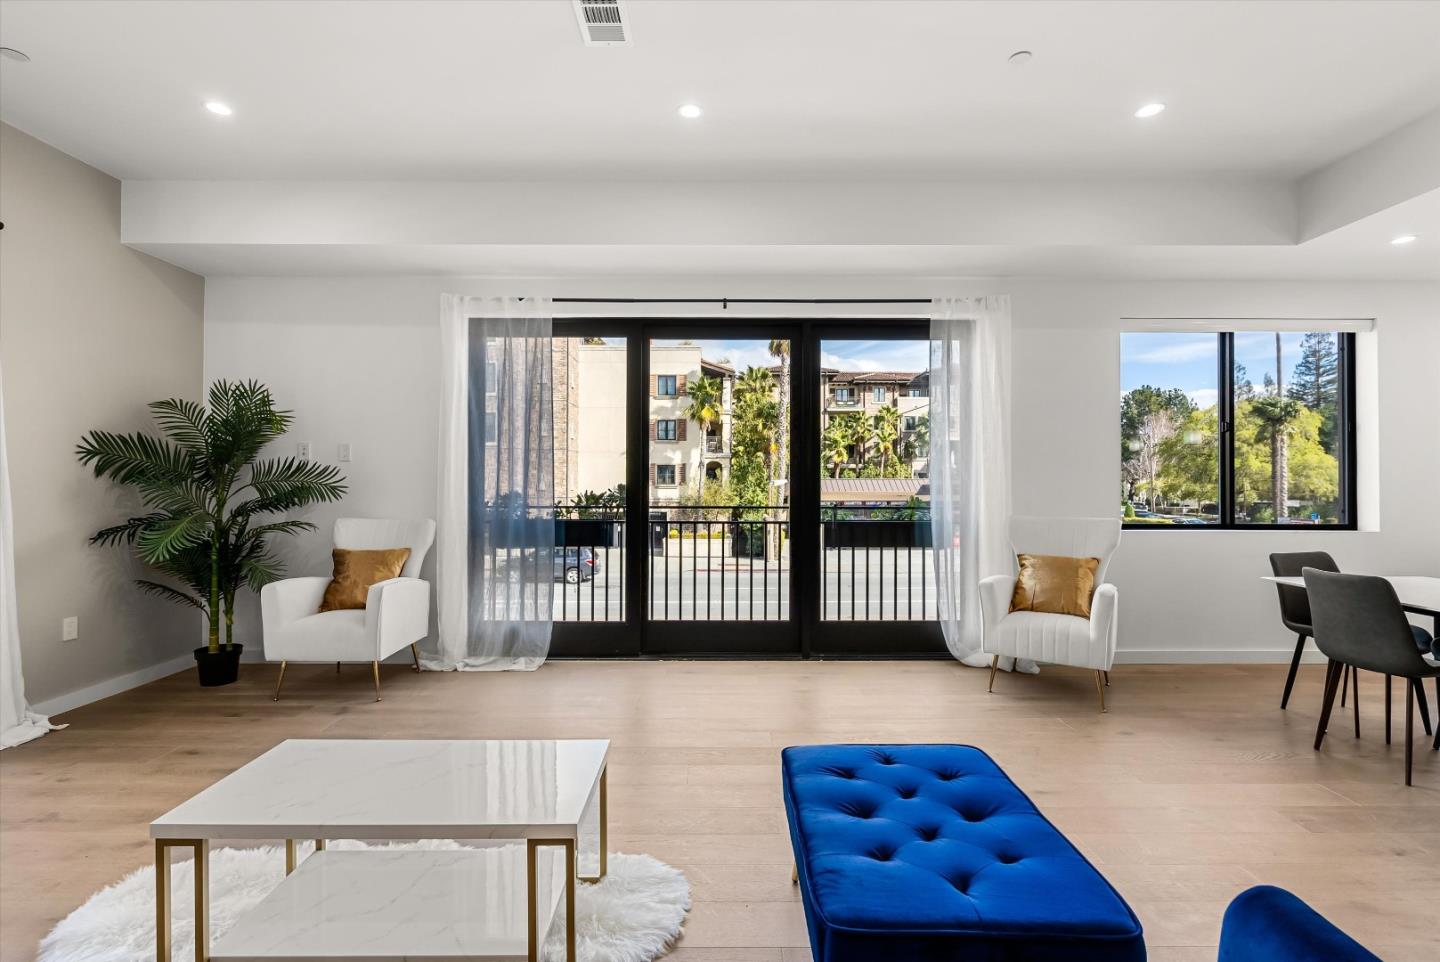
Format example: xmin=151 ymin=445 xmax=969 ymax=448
xmin=782 ymin=744 xmax=1145 ymax=962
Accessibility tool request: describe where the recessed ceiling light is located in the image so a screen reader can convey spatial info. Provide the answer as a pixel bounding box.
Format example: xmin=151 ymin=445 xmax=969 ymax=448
xmin=677 ymin=103 xmax=703 ymax=119
xmin=0 ymin=46 xmax=31 ymax=62
xmin=1007 ymin=50 xmax=1033 ymax=64
xmin=1390 ymin=234 xmax=1418 ymax=246
xmin=1134 ymin=102 xmax=1166 ymax=119
xmin=205 ymin=101 xmax=234 ymax=116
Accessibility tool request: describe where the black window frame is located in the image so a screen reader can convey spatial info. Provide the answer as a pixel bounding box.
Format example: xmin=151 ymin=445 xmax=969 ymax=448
xmin=656 ymin=374 xmax=678 ymax=397
xmin=1122 ymin=330 xmax=1358 ymax=532
xmin=656 ymin=418 xmax=678 ymax=441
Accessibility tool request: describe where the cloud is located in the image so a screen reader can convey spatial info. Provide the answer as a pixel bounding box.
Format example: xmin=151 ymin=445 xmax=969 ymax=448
xmin=1130 ymin=339 xmax=1216 ymax=364
xmin=1187 ymin=388 xmax=1218 ymax=408
xmin=822 ymin=351 xmax=883 ymax=372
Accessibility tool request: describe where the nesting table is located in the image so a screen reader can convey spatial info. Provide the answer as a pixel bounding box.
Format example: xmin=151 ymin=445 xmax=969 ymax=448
xmin=150 ymin=739 xmax=609 ymax=962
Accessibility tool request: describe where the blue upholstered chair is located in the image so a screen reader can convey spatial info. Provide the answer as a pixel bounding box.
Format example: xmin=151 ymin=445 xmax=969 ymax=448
xmin=1219 ymin=885 xmax=1380 ymax=961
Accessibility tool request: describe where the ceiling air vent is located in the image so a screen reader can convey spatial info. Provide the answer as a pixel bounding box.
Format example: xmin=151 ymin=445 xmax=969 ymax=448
xmin=573 ymin=0 xmax=630 ymax=46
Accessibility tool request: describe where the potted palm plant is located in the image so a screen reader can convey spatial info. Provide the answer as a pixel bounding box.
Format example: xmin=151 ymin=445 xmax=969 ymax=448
xmin=76 ymin=381 xmax=346 ymax=686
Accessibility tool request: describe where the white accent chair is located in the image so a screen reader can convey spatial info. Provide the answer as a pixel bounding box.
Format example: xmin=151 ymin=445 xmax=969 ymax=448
xmin=262 ymin=518 xmax=436 ymax=702
xmin=979 ymin=516 xmax=1122 ymax=712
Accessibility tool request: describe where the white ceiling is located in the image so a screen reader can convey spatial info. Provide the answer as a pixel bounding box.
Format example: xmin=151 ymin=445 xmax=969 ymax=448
xmin=3 ymin=0 xmax=1440 ymax=181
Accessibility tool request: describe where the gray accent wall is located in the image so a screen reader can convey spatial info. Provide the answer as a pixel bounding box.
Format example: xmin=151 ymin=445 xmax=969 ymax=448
xmin=0 ymin=123 xmax=205 ymax=706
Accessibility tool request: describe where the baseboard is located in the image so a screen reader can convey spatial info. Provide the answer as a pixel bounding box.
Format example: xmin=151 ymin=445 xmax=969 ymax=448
xmin=31 ymin=652 xmax=195 ymax=718
xmin=1113 ymin=649 xmax=1327 ymax=665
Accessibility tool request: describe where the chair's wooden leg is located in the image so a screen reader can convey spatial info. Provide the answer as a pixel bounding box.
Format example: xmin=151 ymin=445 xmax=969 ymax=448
xmin=336 ymin=661 xmax=341 ymax=673
xmin=1352 ymin=667 xmax=1361 ymax=740
xmin=372 ymin=660 xmax=382 ymax=702
xmin=987 ymin=655 xmax=999 ymax=693
xmin=1386 ymin=675 xmax=1392 ymax=745
xmin=272 ymin=661 xmax=287 ymax=702
xmin=1094 ymin=670 xmax=1107 ymax=713
xmin=410 ymin=643 xmax=421 ymax=671
xmin=1432 ymin=677 xmax=1439 ymax=752
xmin=1340 ymin=661 xmax=1349 ymax=707
xmin=1103 ymin=670 xmax=1110 ymax=687
xmin=1405 ymin=679 xmax=1415 ymax=786
xmin=1280 ymin=633 xmax=1306 ymax=709
xmin=1314 ymin=659 xmax=1342 ymax=751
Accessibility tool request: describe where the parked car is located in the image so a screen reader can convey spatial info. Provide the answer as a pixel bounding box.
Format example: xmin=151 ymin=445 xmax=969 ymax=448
xmin=494 ymin=547 xmax=601 ymax=584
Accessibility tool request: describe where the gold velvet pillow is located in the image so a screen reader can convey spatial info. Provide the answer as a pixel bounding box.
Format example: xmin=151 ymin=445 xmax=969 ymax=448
xmin=319 ymin=547 xmax=412 ymax=612
xmin=1009 ymin=553 xmax=1101 ymax=618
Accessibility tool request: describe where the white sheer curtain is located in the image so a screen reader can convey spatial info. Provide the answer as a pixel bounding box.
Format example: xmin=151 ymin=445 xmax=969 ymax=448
xmin=1 ymin=359 xmax=60 ymax=748
xmin=432 ymin=295 xmax=555 ymax=671
xmin=929 ymin=296 xmax=1014 ymax=667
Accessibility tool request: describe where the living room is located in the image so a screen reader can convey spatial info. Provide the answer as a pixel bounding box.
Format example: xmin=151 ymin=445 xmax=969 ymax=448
xmin=1 ymin=2 xmax=1437 ymax=961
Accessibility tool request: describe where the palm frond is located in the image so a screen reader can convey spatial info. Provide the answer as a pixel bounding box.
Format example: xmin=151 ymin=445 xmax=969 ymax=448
xmin=242 ymin=457 xmax=348 ymax=507
xmin=134 ymin=580 xmax=207 ymax=610
xmin=135 ymin=514 xmax=209 ymax=564
xmin=76 ymin=431 xmax=193 ymax=487
xmin=149 ymin=398 xmax=211 ymax=454
xmin=90 ymin=513 xmax=169 ymax=546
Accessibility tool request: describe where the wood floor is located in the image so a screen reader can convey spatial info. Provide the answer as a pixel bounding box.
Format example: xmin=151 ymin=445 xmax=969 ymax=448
xmin=2 ymin=659 xmax=1436 ymax=962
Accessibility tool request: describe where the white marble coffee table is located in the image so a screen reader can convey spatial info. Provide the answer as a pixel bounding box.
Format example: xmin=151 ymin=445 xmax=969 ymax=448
xmin=150 ymin=739 xmax=609 ymax=962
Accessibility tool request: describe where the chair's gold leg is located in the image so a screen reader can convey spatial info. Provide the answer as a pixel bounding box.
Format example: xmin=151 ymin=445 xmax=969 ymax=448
xmin=1103 ymin=670 xmax=1110 ymax=687
xmin=410 ymin=643 xmax=421 ymax=671
xmin=272 ymin=661 xmax=287 ymax=701
xmin=987 ymin=654 xmax=999 ymax=693
xmin=1095 ymin=670 xmax=1108 ymax=713
xmin=372 ymin=660 xmax=382 ymax=701
xmin=791 ymin=862 xmax=799 ymax=884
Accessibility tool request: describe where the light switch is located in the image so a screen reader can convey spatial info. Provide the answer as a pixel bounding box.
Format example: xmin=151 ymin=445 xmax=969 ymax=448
xmin=62 ymin=616 xmax=78 ymax=641
xmin=338 ymin=443 xmax=352 ymax=462
xmin=297 ymin=441 xmax=312 ymax=459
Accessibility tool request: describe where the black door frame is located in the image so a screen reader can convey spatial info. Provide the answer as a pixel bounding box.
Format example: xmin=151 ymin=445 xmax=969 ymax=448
xmin=548 ymin=317 xmax=946 ymax=659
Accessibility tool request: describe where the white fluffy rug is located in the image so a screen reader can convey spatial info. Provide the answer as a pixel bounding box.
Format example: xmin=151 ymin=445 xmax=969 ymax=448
xmin=38 ymin=841 xmax=690 ymax=962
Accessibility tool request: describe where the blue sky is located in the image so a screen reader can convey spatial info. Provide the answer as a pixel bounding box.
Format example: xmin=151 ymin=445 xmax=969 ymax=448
xmin=1121 ymin=332 xmax=1316 ymax=409
xmin=650 ymin=338 xmax=930 ymax=374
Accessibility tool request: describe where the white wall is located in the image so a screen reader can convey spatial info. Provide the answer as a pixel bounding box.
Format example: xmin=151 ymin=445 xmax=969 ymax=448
xmin=1 ymin=124 xmax=206 ymax=707
xmin=204 ymin=275 xmax=1440 ymax=661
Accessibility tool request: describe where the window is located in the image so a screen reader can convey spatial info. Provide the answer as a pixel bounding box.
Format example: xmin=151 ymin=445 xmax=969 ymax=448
xmin=904 ymin=416 xmax=918 ymax=431
xmin=655 ymin=463 xmax=677 ymax=486
xmin=484 ymin=411 xmax=497 ymax=444
xmin=872 ymin=386 xmax=886 ymax=402
xmin=834 ymin=387 xmax=855 ymax=403
xmin=1120 ymin=331 xmax=1355 ymax=529
xmin=656 ymin=374 xmax=678 ymax=397
xmin=656 ymin=419 xmax=678 ymax=441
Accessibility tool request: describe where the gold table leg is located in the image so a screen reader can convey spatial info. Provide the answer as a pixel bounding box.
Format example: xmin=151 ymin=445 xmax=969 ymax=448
xmin=156 ymin=839 xmax=208 ymax=962
xmin=579 ymin=767 xmax=608 ymax=883
xmin=527 ymin=838 xmax=577 ymax=962
xmin=285 ymin=838 xmax=297 ymax=875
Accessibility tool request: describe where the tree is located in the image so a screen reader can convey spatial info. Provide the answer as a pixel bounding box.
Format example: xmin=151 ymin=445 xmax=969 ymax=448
xmin=730 ymin=367 xmax=778 ymax=513
xmin=1234 ymin=399 xmax=1334 ymax=520
xmin=1234 ymin=360 xmax=1255 ymax=401
xmin=1287 ymin=332 xmax=1339 ymax=451
xmin=822 ymin=420 xmax=851 ymax=479
xmin=904 ymin=414 xmax=930 ymax=462
xmin=1120 ymin=386 xmax=1192 ymax=506
xmin=581 ymin=336 xmax=606 ymax=346
xmin=683 ymin=374 xmax=724 ymax=502
xmin=872 ymin=406 xmax=902 ymax=476
xmin=1256 ymin=332 xmax=1298 ymax=519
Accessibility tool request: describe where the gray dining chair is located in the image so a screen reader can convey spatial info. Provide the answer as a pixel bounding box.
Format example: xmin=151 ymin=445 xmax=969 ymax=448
xmin=1304 ymin=568 xmax=1440 ymax=786
xmin=1269 ymin=551 xmax=1341 ymax=710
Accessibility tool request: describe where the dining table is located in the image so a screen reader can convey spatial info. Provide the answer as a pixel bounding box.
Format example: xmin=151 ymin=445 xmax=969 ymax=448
xmin=1263 ymin=574 xmax=1440 ymax=751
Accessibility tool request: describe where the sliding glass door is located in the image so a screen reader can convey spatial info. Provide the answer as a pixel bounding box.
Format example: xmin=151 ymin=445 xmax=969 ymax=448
xmin=546 ymin=318 xmax=942 ymax=658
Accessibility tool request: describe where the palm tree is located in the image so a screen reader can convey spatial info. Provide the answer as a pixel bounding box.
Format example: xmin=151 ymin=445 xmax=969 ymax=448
xmin=683 ymin=374 xmax=724 ymax=501
xmin=77 ymin=380 xmax=347 ymax=653
xmin=873 ymin=406 xmax=902 ymax=476
xmin=908 ymin=413 xmax=930 ymax=460
xmin=822 ymin=420 xmax=852 ymax=479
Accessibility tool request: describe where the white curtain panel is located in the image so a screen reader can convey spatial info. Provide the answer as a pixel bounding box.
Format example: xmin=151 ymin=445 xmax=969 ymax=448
xmin=929 ymin=296 xmax=1014 ymax=663
xmin=1 ymin=359 xmax=60 ymax=748
xmin=433 ymin=295 xmax=555 ymax=671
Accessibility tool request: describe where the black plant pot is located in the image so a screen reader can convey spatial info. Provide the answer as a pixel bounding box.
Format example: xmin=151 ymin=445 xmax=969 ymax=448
xmin=194 ymin=644 xmax=243 ymax=687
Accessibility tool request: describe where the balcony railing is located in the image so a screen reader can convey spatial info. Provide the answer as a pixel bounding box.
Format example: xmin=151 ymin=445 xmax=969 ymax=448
xmin=648 ymin=505 xmax=789 ymax=621
xmin=821 ymin=507 xmax=937 ymax=621
xmin=703 ymin=436 xmax=727 ymax=454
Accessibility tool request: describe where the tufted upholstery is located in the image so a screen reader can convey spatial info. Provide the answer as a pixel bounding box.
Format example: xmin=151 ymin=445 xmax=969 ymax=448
xmin=783 ymin=744 xmax=1145 ymax=962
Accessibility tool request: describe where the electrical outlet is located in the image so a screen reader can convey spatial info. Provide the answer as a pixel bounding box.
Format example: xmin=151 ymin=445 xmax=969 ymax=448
xmin=62 ymin=616 xmax=78 ymax=641
xmin=338 ymin=442 xmax=352 ymax=462
xmin=297 ymin=441 xmax=312 ymax=460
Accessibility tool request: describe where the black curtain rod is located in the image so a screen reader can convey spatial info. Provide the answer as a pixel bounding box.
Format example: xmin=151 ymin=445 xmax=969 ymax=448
xmin=551 ymin=297 xmax=932 ymax=307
